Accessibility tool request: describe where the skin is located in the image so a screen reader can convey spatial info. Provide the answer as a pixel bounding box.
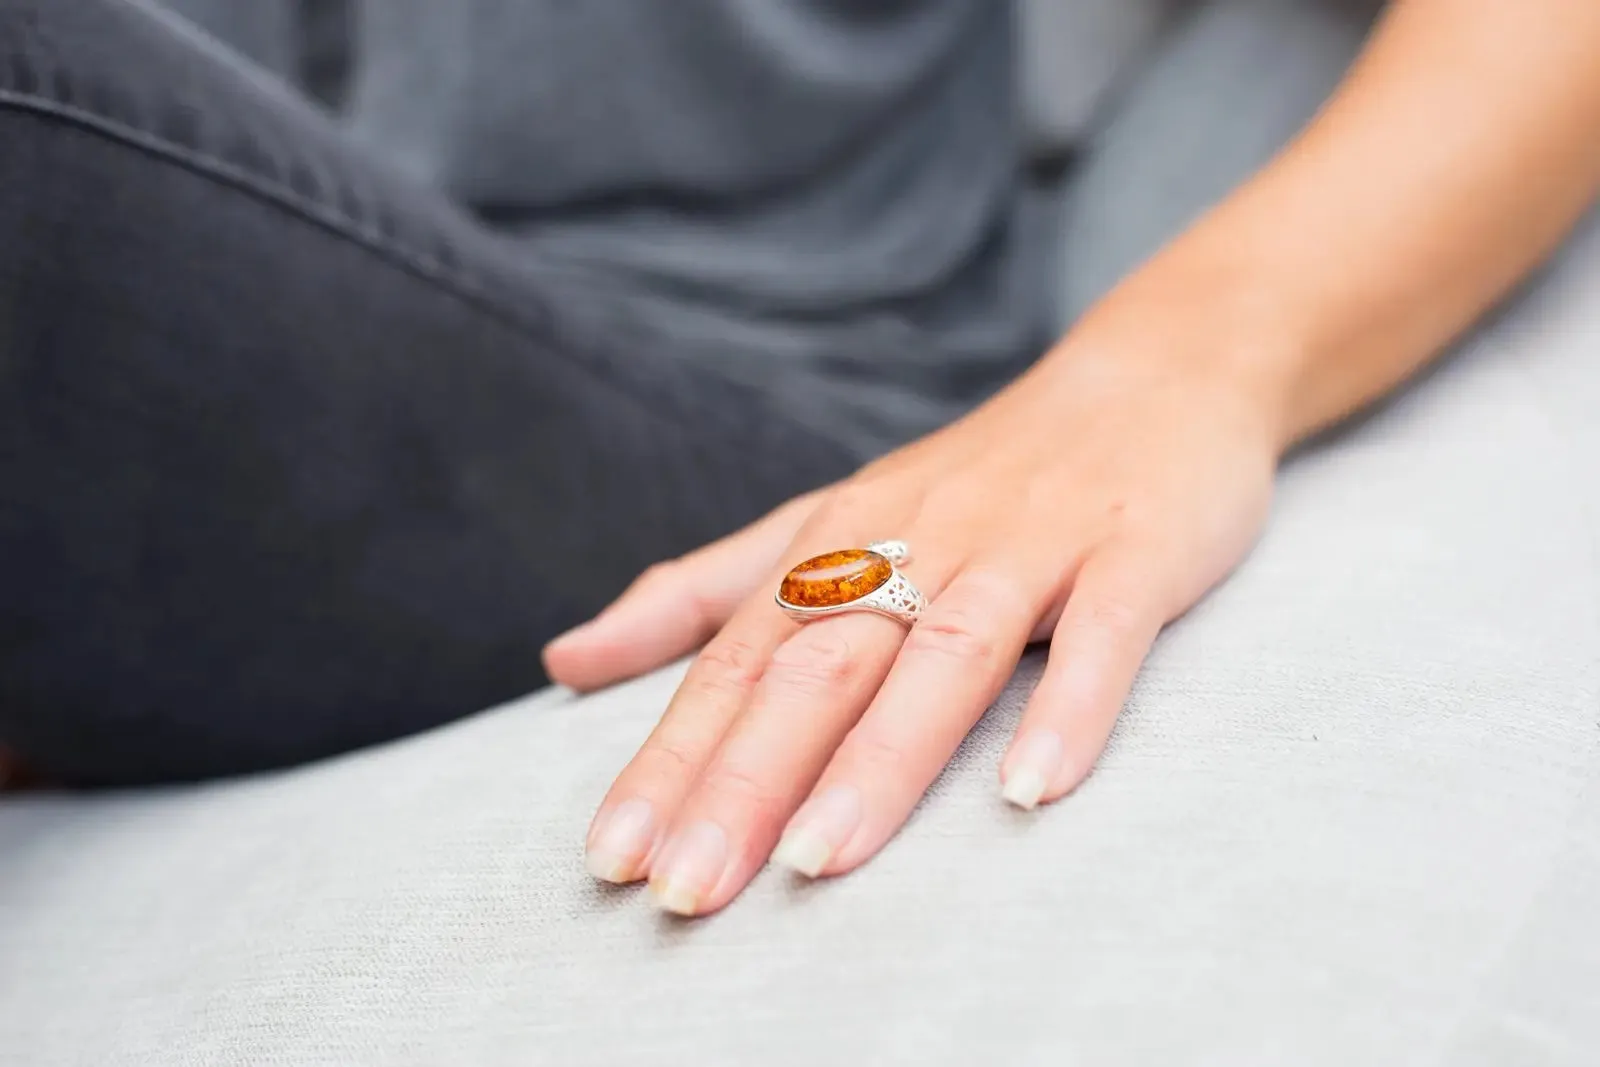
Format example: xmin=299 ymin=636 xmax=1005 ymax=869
xmin=548 ymin=0 xmax=1600 ymax=917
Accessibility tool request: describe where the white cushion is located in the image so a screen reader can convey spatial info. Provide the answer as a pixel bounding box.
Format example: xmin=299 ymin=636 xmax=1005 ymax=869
xmin=4 ymin=214 xmax=1599 ymax=1064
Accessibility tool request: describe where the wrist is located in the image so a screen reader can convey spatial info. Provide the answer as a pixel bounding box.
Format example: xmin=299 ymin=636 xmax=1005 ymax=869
xmin=1054 ymin=238 xmax=1316 ymax=454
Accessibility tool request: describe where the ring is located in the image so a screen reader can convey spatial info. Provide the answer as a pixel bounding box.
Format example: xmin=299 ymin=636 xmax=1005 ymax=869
xmin=775 ymin=540 xmax=927 ymax=626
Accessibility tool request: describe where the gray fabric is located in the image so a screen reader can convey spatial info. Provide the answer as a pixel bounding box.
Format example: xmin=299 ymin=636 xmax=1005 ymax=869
xmin=1018 ymin=0 xmax=1188 ymax=156
xmin=150 ymin=0 xmax=1038 ymax=447
xmin=1053 ymin=0 xmax=1381 ymax=321
xmin=5 ymin=1 xmax=1600 ymax=1063
xmin=153 ymin=0 xmax=297 ymax=74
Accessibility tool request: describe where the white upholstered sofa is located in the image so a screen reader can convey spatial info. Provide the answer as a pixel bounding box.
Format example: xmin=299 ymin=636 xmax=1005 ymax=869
xmin=3 ymin=3 xmax=1599 ymax=1064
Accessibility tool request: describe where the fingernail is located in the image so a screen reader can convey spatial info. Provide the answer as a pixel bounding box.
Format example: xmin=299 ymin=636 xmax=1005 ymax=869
xmin=649 ymin=820 xmax=728 ymax=916
xmin=773 ymin=785 xmax=862 ymax=879
xmin=1002 ymin=731 xmax=1064 ymax=811
xmin=584 ymin=798 xmax=656 ymax=884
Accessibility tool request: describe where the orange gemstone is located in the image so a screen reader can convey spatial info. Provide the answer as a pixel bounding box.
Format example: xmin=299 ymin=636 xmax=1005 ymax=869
xmin=778 ymin=549 xmax=893 ymax=609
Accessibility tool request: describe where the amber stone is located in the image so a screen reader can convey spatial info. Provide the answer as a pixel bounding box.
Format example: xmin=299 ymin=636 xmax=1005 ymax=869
xmin=778 ymin=549 xmax=893 ymax=609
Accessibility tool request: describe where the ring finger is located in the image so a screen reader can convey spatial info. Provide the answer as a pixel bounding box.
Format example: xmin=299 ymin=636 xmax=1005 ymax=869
xmin=583 ymin=595 xmax=796 ymax=885
xmin=647 ymin=548 xmax=956 ymax=916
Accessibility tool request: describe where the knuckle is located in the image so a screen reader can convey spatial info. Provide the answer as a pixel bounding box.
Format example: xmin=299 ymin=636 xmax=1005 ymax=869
xmin=953 ymin=566 xmax=1033 ymax=615
xmin=905 ymin=611 xmax=999 ymax=665
xmin=635 ymin=560 xmax=680 ymax=593
xmin=636 ymin=740 xmax=697 ymax=779
xmin=1071 ymin=592 xmax=1150 ymax=637
xmin=700 ymin=760 xmax=788 ymax=817
xmin=640 ymin=560 xmax=725 ymax=625
xmin=683 ymin=585 xmax=731 ymax=628
xmin=841 ymin=728 xmax=908 ymax=775
xmin=1020 ymin=475 xmax=1063 ymax=516
xmin=767 ymin=628 xmax=859 ymax=694
xmin=683 ymin=636 xmax=765 ymax=700
xmin=812 ymin=480 xmax=882 ymax=528
xmin=1094 ymin=496 xmax=1139 ymax=530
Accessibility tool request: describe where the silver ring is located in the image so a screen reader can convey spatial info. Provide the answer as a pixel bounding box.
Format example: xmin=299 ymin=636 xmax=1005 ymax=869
xmin=775 ymin=540 xmax=926 ymax=626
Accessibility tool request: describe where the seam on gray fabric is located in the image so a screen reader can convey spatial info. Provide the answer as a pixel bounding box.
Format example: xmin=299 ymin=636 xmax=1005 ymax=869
xmin=124 ymin=0 xmax=303 ymax=102
xmin=0 ymin=96 xmax=460 ymax=288
xmin=1424 ymin=349 xmax=1600 ymax=1066
xmin=0 ymin=88 xmax=724 ymax=437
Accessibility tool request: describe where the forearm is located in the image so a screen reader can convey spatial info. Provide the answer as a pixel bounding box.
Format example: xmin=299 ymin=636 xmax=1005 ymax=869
xmin=1103 ymin=0 xmax=1600 ymax=447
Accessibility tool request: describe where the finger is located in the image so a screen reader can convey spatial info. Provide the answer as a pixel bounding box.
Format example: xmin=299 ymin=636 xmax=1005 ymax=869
xmin=1000 ymin=545 xmax=1168 ymax=810
xmin=645 ymin=615 xmax=908 ymax=916
xmin=581 ymin=599 xmax=796 ymax=885
xmin=544 ymin=491 xmax=821 ymax=691
xmin=647 ymin=557 xmax=958 ymax=916
xmin=582 ymin=502 xmax=875 ymax=887
xmin=774 ymin=561 xmax=1056 ymax=878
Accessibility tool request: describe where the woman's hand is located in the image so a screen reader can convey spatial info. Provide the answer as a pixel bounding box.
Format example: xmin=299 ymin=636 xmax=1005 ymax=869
xmin=547 ymin=279 xmax=1286 ymax=917
xmin=548 ymin=0 xmax=1600 ymax=917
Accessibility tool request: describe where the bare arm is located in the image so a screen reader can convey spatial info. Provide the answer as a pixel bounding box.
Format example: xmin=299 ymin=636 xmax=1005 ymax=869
xmin=563 ymin=0 xmax=1600 ymax=914
xmin=1099 ymin=0 xmax=1600 ymax=446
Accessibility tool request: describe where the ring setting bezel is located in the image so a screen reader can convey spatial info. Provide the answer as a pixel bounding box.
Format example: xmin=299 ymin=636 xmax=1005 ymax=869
xmin=775 ymin=541 xmax=925 ymax=625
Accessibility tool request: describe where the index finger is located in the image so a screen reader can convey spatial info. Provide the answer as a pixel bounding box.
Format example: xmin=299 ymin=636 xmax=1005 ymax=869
xmin=583 ymin=598 xmax=795 ymax=884
xmin=545 ymin=491 xmax=820 ymax=692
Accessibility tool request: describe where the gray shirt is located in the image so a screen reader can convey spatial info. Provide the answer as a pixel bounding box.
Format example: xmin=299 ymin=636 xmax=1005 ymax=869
xmin=167 ymin=0 xmax=1040 ymax=450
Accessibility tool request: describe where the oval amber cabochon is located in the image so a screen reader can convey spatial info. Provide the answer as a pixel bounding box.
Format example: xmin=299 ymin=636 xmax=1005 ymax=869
xmin=778 ymin=549 xmax=893 ymax=609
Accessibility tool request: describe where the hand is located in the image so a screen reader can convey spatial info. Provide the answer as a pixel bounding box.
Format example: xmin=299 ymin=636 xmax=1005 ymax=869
xmin=547 ymin=291 xmax=1286 ymax=917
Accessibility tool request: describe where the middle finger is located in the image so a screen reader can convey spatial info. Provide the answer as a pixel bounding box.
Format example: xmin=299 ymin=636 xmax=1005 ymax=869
xmin=778 ymin=553 xmax=1060 ymax=878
